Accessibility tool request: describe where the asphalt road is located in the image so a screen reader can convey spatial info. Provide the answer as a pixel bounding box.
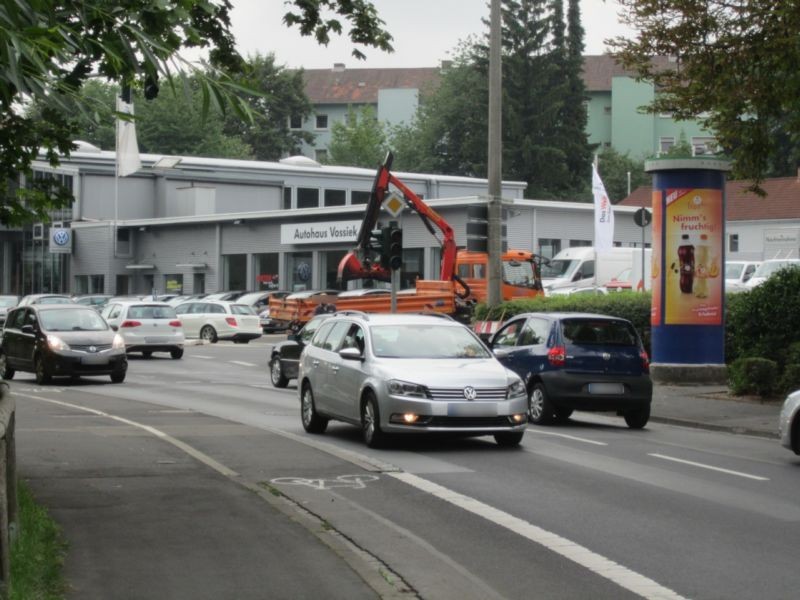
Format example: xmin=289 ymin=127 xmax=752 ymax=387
xmin=11 ymin=336 xmax=800 ymax=599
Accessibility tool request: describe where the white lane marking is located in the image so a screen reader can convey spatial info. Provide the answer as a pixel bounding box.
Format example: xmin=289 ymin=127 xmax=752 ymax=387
xmin=525 ymin=429 xmax=608 ymax=446
xmin=390 ymin=472 xmax=688 ymax=600
xmin=230 ymin=360 xmax=257 ymax=367
xmin=15 ymin=393 xmax=238 ymax=478
xmin=192 ymin=355 xmax=214 ymax=360
xmin=648 ymin=453 xmax=769 ymax=481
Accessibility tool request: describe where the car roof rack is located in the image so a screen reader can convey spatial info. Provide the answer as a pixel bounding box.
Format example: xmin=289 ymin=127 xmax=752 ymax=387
xmin=333 ymin=310 xmax=370 ymax=320
xmin=413 ymin=311 xmax=456 ymax=322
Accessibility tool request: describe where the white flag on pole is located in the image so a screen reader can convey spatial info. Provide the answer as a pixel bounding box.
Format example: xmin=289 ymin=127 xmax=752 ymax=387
xmin=592 ymin=163 xmax=614 ymax=252
xmin=116 ymin=96 xmax=141 ymax=177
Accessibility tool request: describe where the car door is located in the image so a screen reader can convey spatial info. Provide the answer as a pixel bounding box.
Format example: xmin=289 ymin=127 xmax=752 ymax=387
xmin=280 ymin=316 xmax=329 ymax=376
xmin=301 ymin=320 xmax=337 ymax=414
xmin=1 ymin=308 xmax=22 ymax=368
xmin=490 ymin=318 xmax=525 ymax=372
xmin=17 ymin=308 xmax=39 ymax=370
xmin=327 ymin=323 xmax=367 ymax=421
xmin=102 ymin=303 xmax=123 ymax=330
xmin=174 ymin=303 xmax=199 ymax=337
xmin=510 ymin=317 xmax=553 ymax=380
xmin=314 ymin=321 xmax=352 ymax=414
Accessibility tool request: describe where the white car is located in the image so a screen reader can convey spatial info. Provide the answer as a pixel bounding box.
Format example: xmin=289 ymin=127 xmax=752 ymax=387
xmin=174 ymin=300 xmax=262 ymax=343
xmin=744 ymin=259 xmax=800 ymax=288
xmin=101 ymin=301 xmax=185 ymax=359
xmin=779 ymin=389 xmax=800 ymax=455
xmin=725 ymin=261 xmax=761 ymax=291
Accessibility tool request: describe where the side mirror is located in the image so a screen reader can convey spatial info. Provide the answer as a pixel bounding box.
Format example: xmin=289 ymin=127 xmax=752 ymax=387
xmin=21 ymin=324 xmax=34 ymax=334
xmin=339 ymin=347 xmax=363 ymax=361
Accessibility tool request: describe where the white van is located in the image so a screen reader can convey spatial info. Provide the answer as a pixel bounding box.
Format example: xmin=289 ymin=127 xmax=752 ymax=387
xmin=744 ymin=259 xmax=800 ymax=289
xmin=541 ymin=247 xmax=651 ymax=294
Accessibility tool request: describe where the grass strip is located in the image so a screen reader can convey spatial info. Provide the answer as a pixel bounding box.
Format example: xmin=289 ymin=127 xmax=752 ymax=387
xmin=10 ymin=480 xmax=67 ymax=600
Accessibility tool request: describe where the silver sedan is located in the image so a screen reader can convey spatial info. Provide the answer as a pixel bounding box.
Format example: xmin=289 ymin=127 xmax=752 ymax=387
xmin=297 ymin=313 xmax=528 ymax=448
xmin=779 ymin=389 xmax=800 ymax=455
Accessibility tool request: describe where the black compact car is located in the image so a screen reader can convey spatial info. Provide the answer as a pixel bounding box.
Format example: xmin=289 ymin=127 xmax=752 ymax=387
xmin=268 ymin=314 xmax=332 ymax=388
xmin=0 ymin=304 xmax=128 ymax=384
xmin=489 ymin=312 xmax=652 ymax=428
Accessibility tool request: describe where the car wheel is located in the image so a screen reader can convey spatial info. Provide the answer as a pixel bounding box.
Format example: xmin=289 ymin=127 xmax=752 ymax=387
xmin=270 ymin=356 xmax=288 ymax=388
xmin=361 ymin=391 xmax=386 ymax=448
xmin=528 ymin=383 xmax=554 ymax=425
xmin=34 ymin=355 xmax=52 ymax=385
xmin=300 ymin=383 xmax=328 ymax=434
xmin=0 ymin=353 xmax=14 ymax=380
xmin=790 ymin=416 xmax=800 ymax=455
xmin=110 ymin=369 xmax=126 ymax=384
xmin=200 ymin=325 xmax=218 ymax=343
xmin=554 ymin=407 xmax=573 ymax=422
xmin=170 ymin=348 xmax=184 ymax=360
xmin=494 ymin=431 xmax=524 ymax=447
xmin=624 ymin=404 xmax=650 ymax=429
xmin=142 ymin=351 xmax=153 ymax=359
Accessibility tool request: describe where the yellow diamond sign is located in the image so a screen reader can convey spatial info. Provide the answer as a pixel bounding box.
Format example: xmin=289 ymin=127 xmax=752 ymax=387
xmin=382 ymin=193 xmax=404 ymax=217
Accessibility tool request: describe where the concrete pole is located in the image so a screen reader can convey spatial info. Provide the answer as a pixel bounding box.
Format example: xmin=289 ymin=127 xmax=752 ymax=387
xmin=487 ymin=0 xmax=503 ymax=307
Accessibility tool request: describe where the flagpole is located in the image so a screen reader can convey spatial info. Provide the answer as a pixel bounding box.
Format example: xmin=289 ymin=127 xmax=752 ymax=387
xmin=114 ymin=111 xmax=119 ymax=260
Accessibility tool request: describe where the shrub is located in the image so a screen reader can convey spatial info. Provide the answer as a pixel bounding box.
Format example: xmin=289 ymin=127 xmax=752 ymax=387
xmin=728 ymin=357 xmax=779 ymax=397
xmin=779 ymin=364 xmax=800 ymax=396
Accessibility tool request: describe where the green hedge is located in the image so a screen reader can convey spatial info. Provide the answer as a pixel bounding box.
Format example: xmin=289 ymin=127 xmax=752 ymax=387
xmin=728 ymin=357 xmax=778 ymax=397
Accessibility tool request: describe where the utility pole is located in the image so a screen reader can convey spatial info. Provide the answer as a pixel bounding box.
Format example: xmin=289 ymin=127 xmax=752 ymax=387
xmin=487 ymin=0 xmax=503 ymax=307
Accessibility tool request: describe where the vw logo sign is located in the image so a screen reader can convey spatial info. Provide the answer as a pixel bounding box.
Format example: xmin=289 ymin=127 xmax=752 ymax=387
xmin=602 ymin=352 xmax=611 ymax=361
xmin=53 ymin=229 xmax=70 ymax=246
xmin=463 ymin=386 xmax=477 ymax=401
xmin=295 ymin=262 xmax=311 ymax=282
xmin=88 ymin=346 xmax=97 ymax=353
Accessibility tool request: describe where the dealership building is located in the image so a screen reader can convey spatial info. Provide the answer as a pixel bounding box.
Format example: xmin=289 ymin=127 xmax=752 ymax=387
xmin=3 ymin=146 xmax=656 ymax=297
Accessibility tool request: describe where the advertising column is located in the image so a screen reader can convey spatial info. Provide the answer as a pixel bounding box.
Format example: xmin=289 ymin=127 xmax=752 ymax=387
xmin=645 ymin=158 xmax=730 ymax=382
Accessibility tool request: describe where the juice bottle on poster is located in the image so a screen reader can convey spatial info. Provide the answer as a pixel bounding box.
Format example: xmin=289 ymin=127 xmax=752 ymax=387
xmin=694 ymin=234 xmax=709 ymax=299
xmin=678 ymin=234 xmax=694 ymax=293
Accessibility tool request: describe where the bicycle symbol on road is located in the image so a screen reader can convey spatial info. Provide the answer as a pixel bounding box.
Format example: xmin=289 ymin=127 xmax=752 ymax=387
xmin=270 ymin=474 xmax=379 ymax=490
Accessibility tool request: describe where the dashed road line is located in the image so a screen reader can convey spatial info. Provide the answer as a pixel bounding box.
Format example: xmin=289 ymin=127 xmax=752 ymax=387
xmin=648 ymin=453 xmax=769 ymax=481
xmin=192 ymin=355 xmax=214 ymax=360
xmin=230 ymin=360 xmax=257 ymax=367
xmin=525 ymin=429 xmax=608 ymax=446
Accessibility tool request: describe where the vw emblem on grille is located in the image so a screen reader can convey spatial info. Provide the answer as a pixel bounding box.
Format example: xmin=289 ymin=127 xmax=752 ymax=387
xmin=463 ymin=386 xmax=477 ymax=401
xmin=89 ymin=346 xmax=97 ymax=353
xmin=602 ymin=352 xmax=611 ymax=361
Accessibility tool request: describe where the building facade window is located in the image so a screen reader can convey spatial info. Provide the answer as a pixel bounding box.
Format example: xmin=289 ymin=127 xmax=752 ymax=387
xmin=289 ymin=115 xmax=302 ymax=129
xmin=164 ymin=274 xmax=183 ymax=295
xmin=729 ymin=233 xmax=739 ymax=253
xmin=193 ymin=273 xmax=206 ymax=294
xmin=287 ymin=252 xmax=313 ymax=292
xmin=117 ymin=228 xmax=131 ymax=256
xmin=254 ymin=253 xmax=280 ymax=290
xmin=297 ymin=187 xmax=320 ymax=209
xmin=315 ymin=114 xmax=328 ymax=130
xmin=323 ymin=250 xmax=347 ymax=289
xmin=538 ymin=238 xmax=561 ymax=260
xmin=401 ymin=249 xmax=425 ymax=289
xmin=351 ymin=190 xmax=370 ymax=205
xmin=116 ymin=274 xmax=130 ymax=295
xmin=691 ymin=136 xmax=717 ymax=155
xmin=324 ymin=189 xmax=346 ymax=207
xmin=89 ymin=275 xmax=104 ymax=293
xmin=74 ymin=275 xmax=88 ymax=294
xmin=283 ymin=187 xmax=292 ymax=210
xmin=569 ymin=239 xmax=591 ymax=247
xmin=223 ymin=254 xmax=247 ymax=290
xmin=659 ymin=137 xmax=675 ymax=153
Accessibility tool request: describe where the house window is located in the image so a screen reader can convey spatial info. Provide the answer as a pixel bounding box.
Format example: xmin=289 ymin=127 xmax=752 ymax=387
xmin=315 ymin=114 xmax=328 ymax=130
xmin=89 ymin=275 xmax=105 ymax=294
xmin=117 ymin=228 xmax=131 ymax=256
xmin=223 ymin=254 xmax=247 ymax=290
xmin=283 ymin=187 xmax=292 ymax=210
xmin=351 ymin=191 xmax=370 ymax=205
xmin=692 ymin=136 xmax=717 ymax=155
xmin=324 ymin=189 xmax=346 ymax=207
xmin=289 ymin=115 xmax=302 ymax=129
xmin=729 ymin=234 xmax=739 ymax=253
xmin=74 ymin=275 xmax=88 ymax=294
xmin=569 ymin=239 xmax=591 ymax=248
xmin=296 ymin=187 xmax=320 ymax=209
xmin=659 ymin=137 xmax=675 ymax=153
xmin=315 ymin=149 xmax=328 ymax=163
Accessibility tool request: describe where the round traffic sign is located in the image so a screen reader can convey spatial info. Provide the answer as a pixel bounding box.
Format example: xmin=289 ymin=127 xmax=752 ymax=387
xmin=633 ymin=208 xmax=652 ymax=227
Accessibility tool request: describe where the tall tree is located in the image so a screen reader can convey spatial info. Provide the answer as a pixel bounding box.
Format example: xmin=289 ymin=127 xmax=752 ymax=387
xmin=0 ymin=0 xmax=393 ymax=225
xmin=326 ymin=106 xmax=389 ymax=168
xmin=595 ymin=147 xmax=648 ymax=204
xmin=610 ymin=0 xmax=800 ymax=190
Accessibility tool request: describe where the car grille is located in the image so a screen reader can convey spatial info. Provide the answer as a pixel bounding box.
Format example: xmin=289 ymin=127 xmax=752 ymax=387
xmin=427 ymin=387 xmax=507 ymax=401
xmin=70 ymin=344 xmax=113 ymax=353
xmin=427 ymin=416 xmax=513 ymax=428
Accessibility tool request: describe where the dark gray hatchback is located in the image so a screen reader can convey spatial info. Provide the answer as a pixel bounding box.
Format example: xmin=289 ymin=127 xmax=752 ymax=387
xmin=0 ymin=304 xmax=127 ymax=384
xmin=489 ymin=312 xmax=652 ymax=428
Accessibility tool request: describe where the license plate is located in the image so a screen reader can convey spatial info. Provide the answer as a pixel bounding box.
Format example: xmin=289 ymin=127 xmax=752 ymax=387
xmin=447 ymin=402 xmax=495 ymax=417
xmin=588 ymin=383 xmax=624 ymax=395
xmin=82 ymin=354 xmax=109 ymax=365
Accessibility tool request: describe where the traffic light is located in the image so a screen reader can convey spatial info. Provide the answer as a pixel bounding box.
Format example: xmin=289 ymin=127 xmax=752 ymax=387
xmin=388 ymin=227 xmax=403 ymax=270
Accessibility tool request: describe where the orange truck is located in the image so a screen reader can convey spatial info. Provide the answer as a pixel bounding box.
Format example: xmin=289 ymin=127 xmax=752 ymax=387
xmin=268 ymin=153 xmax=543 ymax=327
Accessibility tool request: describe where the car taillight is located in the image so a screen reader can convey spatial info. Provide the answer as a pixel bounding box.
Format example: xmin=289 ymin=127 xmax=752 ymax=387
xmin=640 ymin=349 xmax=650 ymax=373
xmin=121 ymin=320 xmax=141 ymax=328
xmin=547 ymin=345 xmax=566 ymax=367
xmin=225 ymin=317 xmax=237 ymax=327
xmin=169 ymin=320 xmax=182 ymax=328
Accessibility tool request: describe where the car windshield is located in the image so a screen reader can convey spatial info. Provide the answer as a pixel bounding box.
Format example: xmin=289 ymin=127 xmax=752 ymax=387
xmin=39 ymin=309 xmax=108 ymax=332
xmin=725 ymin=263 xmax=744 ymax=278
xmin=540 ymin=258 xmax=579 ymax=279
xmin=753 ymin=261 xmax=799 ymax=277
xmin=0 ymin=297 xmax=17 ymax=308
xmin=236 ymin=293 xmax=266 ymax=305
xmin=561 ymin=319 xmax=638 ymax=346
xmin=230 ymin=304 xmax=256 ymax=315
xmin=127 ymin=305 xmax=177 ymax=319
xmin=37 ymin=296 xmax=72 ymax=304
xmin=502 ymin=260 xmax=537 ymax=287
xmin=299 ymin=316 xmax=327 ymax=343
xmin=370 ymin=324 xmax=491 ymax=359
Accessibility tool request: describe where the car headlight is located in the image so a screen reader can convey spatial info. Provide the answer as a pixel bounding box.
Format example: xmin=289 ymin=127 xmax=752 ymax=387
xmin=507 ymin=379 xmax=527 ymax=400
xmin=112 ymin=333 xmax=126 ymax=350
xmin=46 ymin=335 xmax=69 ymax=351
xmin=387 ymin=380 xmax=430 ymax=399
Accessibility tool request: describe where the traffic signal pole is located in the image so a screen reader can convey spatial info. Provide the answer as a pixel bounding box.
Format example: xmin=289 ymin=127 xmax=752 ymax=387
xmin=487 ymin=0 xmax=503 ymax=307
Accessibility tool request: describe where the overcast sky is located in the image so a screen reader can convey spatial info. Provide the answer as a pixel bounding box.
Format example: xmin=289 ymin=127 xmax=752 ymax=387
xmin=227 ymin=0 xmax=636 ymax=69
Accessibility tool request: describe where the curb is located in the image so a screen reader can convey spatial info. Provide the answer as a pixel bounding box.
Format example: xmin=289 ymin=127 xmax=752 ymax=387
xmin=649 ymin=415 xmax=779 ymax=440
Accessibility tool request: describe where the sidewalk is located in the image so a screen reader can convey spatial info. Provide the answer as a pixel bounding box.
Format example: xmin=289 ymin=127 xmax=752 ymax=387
xmin=650 ymin=382 xmax=783 ymax=439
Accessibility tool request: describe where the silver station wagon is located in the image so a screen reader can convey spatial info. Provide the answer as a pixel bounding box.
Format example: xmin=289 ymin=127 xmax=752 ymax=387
xmin=297 ymin=312 xmax=528 ymax=448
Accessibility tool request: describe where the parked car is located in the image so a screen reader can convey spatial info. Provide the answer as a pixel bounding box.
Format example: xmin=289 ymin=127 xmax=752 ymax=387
xmin=73 ymin=294 xmax=113 ymax=311
xmin=101 ymin=301 xmax=185 ymax=359
xmin=779 ymin=389 xmax=800 ymax=455
xmin=0 ymin=296 xmax=20 ymax=328
xmin=744 ymin=259 xmax=800 ymax=288
xmin=17 ymin=294 xmax=74 ymax=306
xmin=268 ymin=314 xmax=333 ymax=387
xmin=173 ymin=300 xmax=261 ymax=343
xmin=297 ymin=312 xmax=528 ymax=448
xmin=725 ymin=261 xmax=760 ymax=291
xmin=336 ymin=288 xmax=391 ymax=298
xmin=203 ymin=291 xmax=249 ymax=301
xmin=489 ymin=312 xmax=652 ymax=428
xmin=0 ymin=304 xmax=127 ymax=384
xmin=604 ymin=268 xmax=632 ymax=292
xmin=166 ymin=294 xmax=207 ymax=307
